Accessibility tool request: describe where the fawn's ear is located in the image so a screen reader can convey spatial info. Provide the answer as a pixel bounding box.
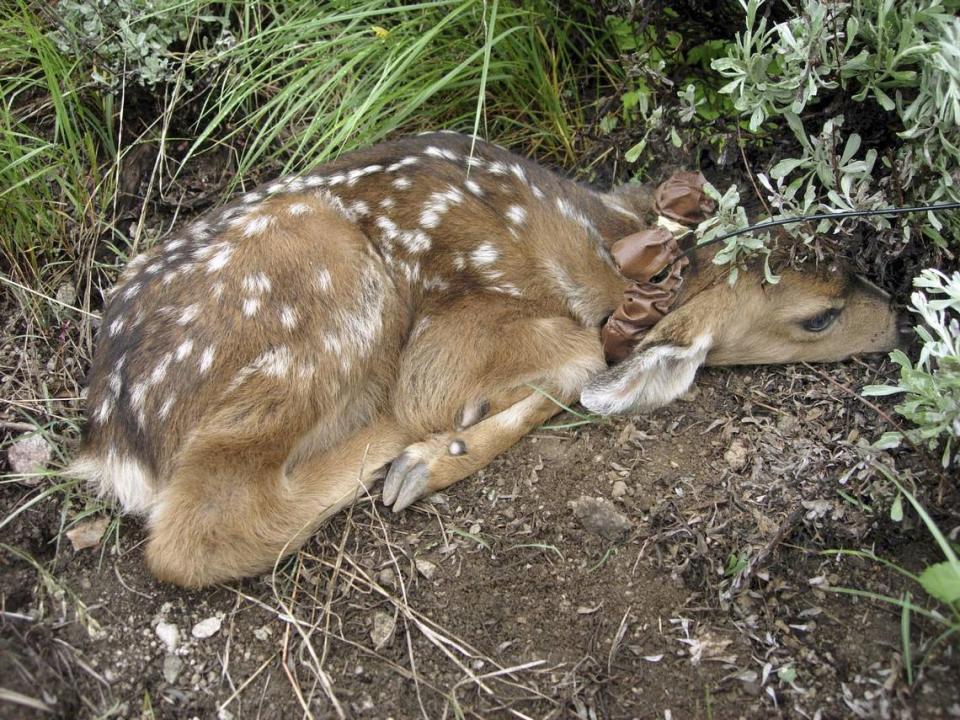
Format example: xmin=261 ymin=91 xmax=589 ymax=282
xmin=581 ymin=305 xmax=713 ymax=416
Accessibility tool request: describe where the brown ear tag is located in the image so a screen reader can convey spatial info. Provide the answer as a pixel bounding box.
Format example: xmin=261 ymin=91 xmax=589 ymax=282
xmin=601 ymin=172 xmax=716 ymax=364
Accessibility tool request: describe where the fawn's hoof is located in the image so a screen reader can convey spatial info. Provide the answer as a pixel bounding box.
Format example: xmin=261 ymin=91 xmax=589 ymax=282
xmin=382 ymin=452 xmax=430 ymax=512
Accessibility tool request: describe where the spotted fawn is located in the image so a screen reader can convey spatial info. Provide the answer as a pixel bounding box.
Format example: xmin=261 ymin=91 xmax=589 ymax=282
xmin=72 ymin=131 xmax=902 ymax=586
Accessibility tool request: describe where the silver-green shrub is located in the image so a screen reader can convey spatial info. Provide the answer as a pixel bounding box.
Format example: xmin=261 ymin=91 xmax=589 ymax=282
xmin=51 ymin=0 xmax=227 ymax=88
xmin=864 ymin=270 xmax=960 ymax=468
xmin=703 ymin=0 xmax=960 ymax=467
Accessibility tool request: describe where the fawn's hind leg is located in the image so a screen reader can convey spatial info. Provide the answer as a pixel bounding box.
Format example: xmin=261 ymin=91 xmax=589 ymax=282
xmin=146 ymin=416 xmax=412 ymax=587
xmin=385 ymin=299 xmax=604 ymax=511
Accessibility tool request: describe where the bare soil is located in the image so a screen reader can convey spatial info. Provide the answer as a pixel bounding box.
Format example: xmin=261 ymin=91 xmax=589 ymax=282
xmin=2 ymin=359 xmax=958 ymax=719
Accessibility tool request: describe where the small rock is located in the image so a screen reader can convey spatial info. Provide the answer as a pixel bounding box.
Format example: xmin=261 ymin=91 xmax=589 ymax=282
xmin=611 ymin=481 xmax=628 ymax=499
xmin=415 ymin=559 xmax=437 ymax=580
xmin=192 ymin=616 xmax=222 ymax=639
xmin=370 ymin=611 xmax=395 ymax=650
xmin=569 ymin=496 xmax=633 ymax=539
xmin=377 ymin=568 xmax=396 ymax=587
xmin=55 ymin=283 xmax=77 ymax=307
xmin=66 ymin=517 xmax=110 ymax=551
xmin=155 ymin=621 xmax=179 ymax=653
xmin=7 ymin=434 xmax=52 ymax=478
xmin=253 ymin=625 xmax=272 ymax=641
xmin=163 ymin=654 xmax=183 ymax=684
xmin=724 ymin=439 xmax=749 ymax=471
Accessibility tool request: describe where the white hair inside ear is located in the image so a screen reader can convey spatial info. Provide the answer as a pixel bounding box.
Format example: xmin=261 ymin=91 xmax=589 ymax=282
xmin=580 ymin=333 xmax=712 ymax=416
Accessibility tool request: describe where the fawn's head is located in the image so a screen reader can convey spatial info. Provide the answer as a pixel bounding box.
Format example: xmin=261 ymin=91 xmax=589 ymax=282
xmin=581 ymin=251 xmax=904 ymax=415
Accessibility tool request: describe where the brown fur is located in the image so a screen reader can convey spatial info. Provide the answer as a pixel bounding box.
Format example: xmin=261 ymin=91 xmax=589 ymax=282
xmin=72 ymin=132 xmax=902 ymax=586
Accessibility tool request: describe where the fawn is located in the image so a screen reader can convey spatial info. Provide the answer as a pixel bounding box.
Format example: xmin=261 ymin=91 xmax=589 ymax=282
xmin=72 ymin=131 xmax=902 ymax=587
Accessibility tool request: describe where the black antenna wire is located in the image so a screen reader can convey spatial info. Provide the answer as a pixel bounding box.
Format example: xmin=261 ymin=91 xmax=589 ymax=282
xmin=683 ymin=201 xmax=960 ymax=257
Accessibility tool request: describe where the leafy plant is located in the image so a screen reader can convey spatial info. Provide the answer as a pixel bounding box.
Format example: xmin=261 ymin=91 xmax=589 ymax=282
xmin=51 ymin=0 xmax=229 ymax=88
xmin=706 ymin=0 xmax=960 ymax=253
xmin=826 ymin=468 xmax=960 ymax=681
xmin=864 ymin=270 xmax=960 ymax=468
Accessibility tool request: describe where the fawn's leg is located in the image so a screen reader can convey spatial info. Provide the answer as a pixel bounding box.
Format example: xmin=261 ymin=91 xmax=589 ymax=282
xmin=146 ymin=415 xmax=412 ymax=587
xmin=385 ymin=297 xmax=604 ymax=511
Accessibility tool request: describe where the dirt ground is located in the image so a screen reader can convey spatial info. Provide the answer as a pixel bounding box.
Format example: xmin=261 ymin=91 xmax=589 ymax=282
xmin=2 ymin=357 xmax=958 ymax=719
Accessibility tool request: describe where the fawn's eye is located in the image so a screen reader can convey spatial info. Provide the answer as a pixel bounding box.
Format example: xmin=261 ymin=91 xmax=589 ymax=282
xmin=802 ymin=308 xmax=841 ymax=333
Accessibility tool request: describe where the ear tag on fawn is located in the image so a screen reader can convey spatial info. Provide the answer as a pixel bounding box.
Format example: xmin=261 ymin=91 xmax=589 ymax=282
xmin=601 ymin=171 xmax=717 ymax=364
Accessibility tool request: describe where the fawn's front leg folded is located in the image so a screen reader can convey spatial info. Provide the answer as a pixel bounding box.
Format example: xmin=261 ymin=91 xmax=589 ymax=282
xmin=385 ymin=300 xmax=605 ymax=511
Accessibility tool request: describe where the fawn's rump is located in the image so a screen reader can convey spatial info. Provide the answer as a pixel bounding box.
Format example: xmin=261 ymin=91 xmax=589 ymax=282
xmin=74 ymin=194 xmax=412 ymax=517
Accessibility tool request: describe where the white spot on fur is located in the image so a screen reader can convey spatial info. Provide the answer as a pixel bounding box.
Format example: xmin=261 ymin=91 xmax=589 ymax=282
xmin=376 ymin=216 xmax=399 ymax=241
xmin=491 ymin=283 xmax=523 ymax=297
xmin=532 ymin=185 xmax=545 ymax=200
xmin=95 ymin=396 xmax=114 ymax=423
xmin=122 ymin=283 xmax=140 ymax=301
xmin=150 ymin=354 xmax=171 ymax=385
xmin=452 ymin=253 xmax=466 ymax=271
xmin=347 ymin=165 xmax=382 ymax=186
xmin=109 ymin=318 xmax=125 ymax=336
xmin=420 ymin=209 xmax=441 ymax=229
xmin=379 ymin=197 xmax=396 ymax=210
xmin=322 ymin=333 xmax=342 ymax=355
xmin=175 ymin=338 xmax=194 ymax=361
xmin=602 ymin=195 xmax=640 ymax=221
xmin=192 ymin=221 xmax=210 ymax=239
xmin=279 ymin=305 xmax=298 ymax=329
xmin=198 ymin=347 xmax=215 ymax=374
xmin=398 ymin=230 xmax=431 ymax=254
xmin=420 ymin=186 xmax=462 ymax=229
xmin=242 ymin=297 xmax=260 ymax=317
xmin=242 ymin=272 xmax=272 ymax=295
xmin=316 ymin=268 xmax=332 ymax=292
xmin=392 ymin=176 xmax=412 ymax=190
xmin=506 ymin=204 xmax=526 ymax=225
xmin=166 ymin=238 xmax=185 ymax=252
xmin=422 ymin=275 xmax=449 ymax=291
xmin=349 ymin=200 xmax=370 ymax=217
xmin=510 ymin=163 xmax=527 ymax=184
xmin=178 ymin=304 xmax=200 ymax=325
xmin=252 ymin=346 xmax=292 ymax=377
xmin=212 ymin=282 xmax=225 ymax=300
xmin=555 ymin=196 xmax=598 ymax=236
xmin=486 ymin=160 xmax=507 ymax=175
xmin=206 ymin=245 xmax=234 ymax=273
xmin=129 ymin=381 xmax=148 ymax=414
xmin=158 ymin=395 xmax=176 ymax=420
xmin=244 ymin=191 xmax=263 ymax=204
xmin=465 ymin=179 xmax=483 ymax=196
xmin=288 ymin=202 xmax=313 ymax=216
xmin=470 ymin=243 xmax=499 ymax=266
xmin=108 ymin=369 xmax=122 ymax=396
xmin=243 ymin=215 xmax=274 ymax=237
xmin=386 ymin=156 xmax=419 ymax=172
xmin=424 ymin=145 xmax=458 ymax=161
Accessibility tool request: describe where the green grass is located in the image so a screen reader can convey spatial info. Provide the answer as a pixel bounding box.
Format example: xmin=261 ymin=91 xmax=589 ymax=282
xmin=825 ymin=466 xmax=960 ymax=684
xmin=1 ymin=0 xmax=618 ymax=325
